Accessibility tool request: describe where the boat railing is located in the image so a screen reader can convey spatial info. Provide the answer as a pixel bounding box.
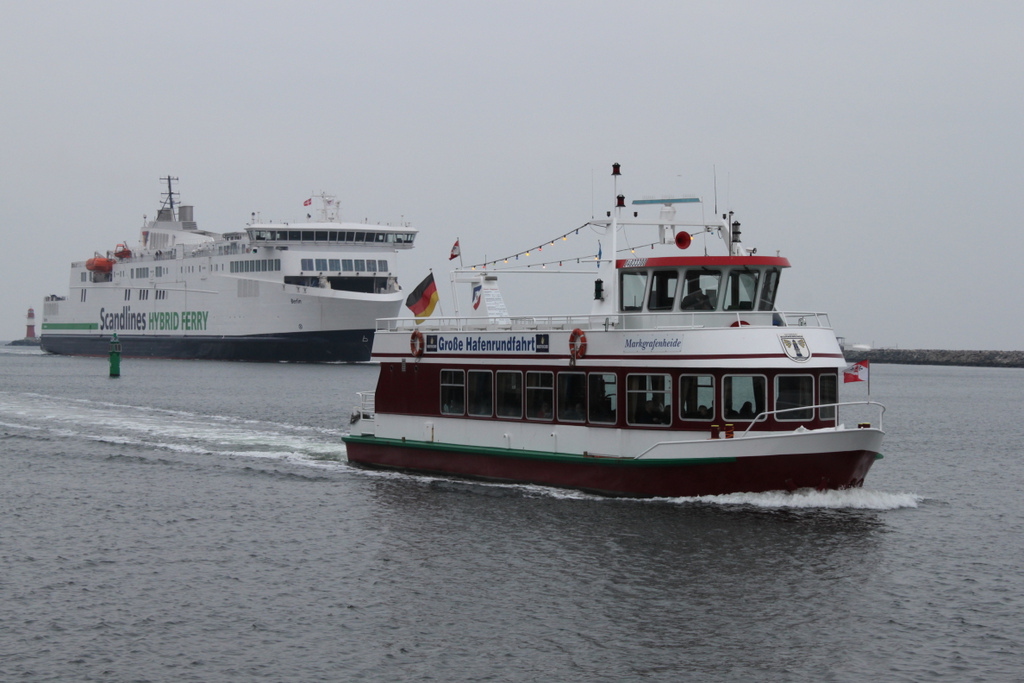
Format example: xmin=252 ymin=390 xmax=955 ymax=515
xmin=377 ymin=310 xmax=832 ymax=333
xmin=737 ymin=401 xmax=887 ymax=438
xmin=631 ymin=401 xmax=885 ymax=460
xmin=356 ymin=391 xmax=376 ymax=418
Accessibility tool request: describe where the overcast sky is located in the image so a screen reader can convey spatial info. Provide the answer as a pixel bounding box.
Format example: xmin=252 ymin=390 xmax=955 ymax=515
xmin=2 ymin=1 xmax=1021 ymax=349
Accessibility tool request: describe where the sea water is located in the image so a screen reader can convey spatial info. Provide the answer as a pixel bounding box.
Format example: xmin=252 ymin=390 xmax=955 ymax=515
xmin=0 ymin=348 xmax=1021 ymax=682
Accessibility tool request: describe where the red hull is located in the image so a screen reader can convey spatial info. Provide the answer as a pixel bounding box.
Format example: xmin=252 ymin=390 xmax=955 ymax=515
xmin=343 ymin=437 xmax=878 ymax=498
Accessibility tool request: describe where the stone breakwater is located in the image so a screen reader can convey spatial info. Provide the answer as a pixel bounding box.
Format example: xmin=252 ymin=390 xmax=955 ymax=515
xmin=845 ymin=349 xmax=1024 ymax=369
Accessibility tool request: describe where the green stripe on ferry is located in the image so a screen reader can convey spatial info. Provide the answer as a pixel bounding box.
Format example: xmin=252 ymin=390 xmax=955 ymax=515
xmin=342 ymin=435 xmax=737 ymax=466
xmin=42 ymin=322 xmax=99 ymax=330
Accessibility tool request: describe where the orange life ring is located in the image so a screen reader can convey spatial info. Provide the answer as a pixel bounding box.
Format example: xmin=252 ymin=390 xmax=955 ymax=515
xmin=410 ymin=329 xmax=425 ymax=357
xmin=568 ymin=328 xmax=588 ymax=359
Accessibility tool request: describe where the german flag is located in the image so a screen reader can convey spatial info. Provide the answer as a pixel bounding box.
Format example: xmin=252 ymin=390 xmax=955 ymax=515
xmin=405 ymin=272 xmax=439 ymax=322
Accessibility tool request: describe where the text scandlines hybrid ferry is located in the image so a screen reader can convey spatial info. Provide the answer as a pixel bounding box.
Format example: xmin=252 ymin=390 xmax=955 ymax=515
xmin=41 ymin=177 xmax=417 ymax=362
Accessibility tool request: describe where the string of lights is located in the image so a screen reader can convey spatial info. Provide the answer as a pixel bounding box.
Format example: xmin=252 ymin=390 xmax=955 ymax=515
xmin=462 ymin=221 xmax=599 ymax=270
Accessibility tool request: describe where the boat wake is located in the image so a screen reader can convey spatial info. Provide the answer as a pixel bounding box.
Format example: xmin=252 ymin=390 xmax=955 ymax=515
xmin=0 ymin=392 xmax=348 ymax=469
xmin=665 ymin=488 xmax=923 ymax=510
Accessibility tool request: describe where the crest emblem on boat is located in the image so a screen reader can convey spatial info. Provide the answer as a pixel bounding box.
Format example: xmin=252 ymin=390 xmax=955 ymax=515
xmin=779 ymin=334 xmax=811 ymax=362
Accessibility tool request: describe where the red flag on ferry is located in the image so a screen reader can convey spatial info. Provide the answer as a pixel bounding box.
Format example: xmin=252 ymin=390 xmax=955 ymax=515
xmin=843 ymin=360 xmax=870 ymax=383
xmin=406 ymin=273 xmax=439 ymax=322
xmin=303 ymin=198 xmax=312 ymax=207
xmin=449 ymin=239 xmax=461 ymax=261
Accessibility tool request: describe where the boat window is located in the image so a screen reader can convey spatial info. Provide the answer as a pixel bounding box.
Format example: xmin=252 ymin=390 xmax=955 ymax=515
xmin=496 ymin=371 xmax=522 ymax=418
xmin=275 ymin=231 xmax=288 ymax=240
xmin=588 ymin=373 xmax=617 ymax=424
xmin=378 ymin=259 xmax=389 ymax=272
xmin=620 ymin=271 xmax=648 ymax=311
xmin=342 ymin=260 xmax=354 ymax=272
xmin=626 ymin=374 xmax=672 ymax=426
xmin=647 ymin=270 xmax=679 ymax=311
xmin=386 ymin=233 xmax=396 ymax=243
xmin=315 ymin=259 xmax=328 ymax=271
xmin=315 ymin=231 xmax=328 ymax=241
xmin=329 ymin=259 xmax=341 ymax=271
xmin=525 ymin=372 xmax=554 ymax=420
xmin=468 ymin=370 xmax=493 ymax=417
xmin=375 ymin=233 xmax=386 ymax=242
xmin=680 ymin=375 xmax=715 ymax=420
xmin=723 ymin=270 xmax=759 ymax=311
xmin=440 ymin=370 xmax=465 ymax=415
xmin=680 ymin=270 xmax=720 ymax=310
xmin=820 ymin=374 xmax=838 ymax=421
xmin=557 ymin=373 xmax=586 ymax=422
xmin=775 ymin=375 xmax=814 ymax=421
xmin=365 ymin=260 xmax=377 ymax=272
xmin=723 ymin=375 xmax=766 ymax=422
xmin=301 ymin=259 xmax=314 ymax=270
xmin=355 ymin=232 xmax=366 ymax=242
xmin=328 ymin=232 xmax=338 ymax=241
xmin=354 ymin=259 xmax=366 ymax=272
xmin=757 ymin=269 xmax=780 ymax=311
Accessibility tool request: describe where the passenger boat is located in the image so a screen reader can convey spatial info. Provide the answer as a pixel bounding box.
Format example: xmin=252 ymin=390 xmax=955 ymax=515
xmin=41 ymin=177 xmax=417 ymax=362
xmin=343 ymin=165 xmax=884 ymax=497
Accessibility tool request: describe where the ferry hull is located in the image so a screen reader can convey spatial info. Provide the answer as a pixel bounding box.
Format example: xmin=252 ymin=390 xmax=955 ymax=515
xmin=40 ymin=329 xmax=374 ymax=362
xmin=343 ymin=436 xmax=880 ymax=498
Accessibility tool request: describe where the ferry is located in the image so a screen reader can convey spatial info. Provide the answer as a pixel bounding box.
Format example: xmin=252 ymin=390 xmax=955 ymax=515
xmin=343 ymin=164 xmax=884 ymax=497
xmin=41 ymin=177 xmax=417 ymax=362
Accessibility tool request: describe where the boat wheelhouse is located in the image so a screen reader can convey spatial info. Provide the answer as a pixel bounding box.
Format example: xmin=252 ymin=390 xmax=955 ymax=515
xmin=343 ymin=165 xmax=883 ymax=497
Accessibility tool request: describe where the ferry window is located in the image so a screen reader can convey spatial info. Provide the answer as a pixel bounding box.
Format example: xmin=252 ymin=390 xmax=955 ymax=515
xmin=365 ymin=260 xmax=377 ymax=272
xmin=440 ymin=370 xmax=465 ymax=415
xmin=328 ymin=232 xmax=338 ymax=241
xmin=345 ymin=232 xmax=355 ymax=241
xmin=329 ymin=259 xmax=341 ymax=271
xmin=301 ymin=259 xmax=314 ymax=270
xmin=588 ymin=373 xmax=617 ymax=424
xmin=386 ymin=233 xmax=396 ymax=243
xmin=375 ymin=233 xmax=386 ymax=242
xmin=758 ymin=269 xmax=781 ymax=311
xmin=557 ymin=373 xmax=586 ymax=422
xmin=680 ymin=375 xmax=715 ymax=420
xmin=776 ymin=375 xmax=814 ymax=421
xmin=648 ymin=270 xmax=679 ymax=311
xmin=820 ymin=374 xmax=838 ymax=421
xmin=723 ymin=270 xmax=759 ymax=311
xmin=302 ymin=231 xmax=314 ymax=241
xmin=525 ymin=372 xmax=554 ymax=420
xmin=354 ymin=259 xmax=366 ymax=272
xmin=468 ymin=370 xmax=493 ymax=417
xmin=315 ymin=259 xmax=328 ymax=271
xmin=621 ymin=271 xmax=648 ymax=311
xmin=288 ymin=231 xmax=301 ymax=240
xmin=626 ymin=374 xmax=672 ymax=426
xmin=315 ymin=231 xmax=328 ymax=241
xmin=81 ymin=272 xmax=87 ymax=282
xmin=723 ymin=375 xmax=766 ymax=421
xmin=354 ymin=232 xmax=366 ymax=242
xmin=496 ymin=371 xmax=522 ymax=418
xmin=341 ymin=260 xmax=354 ymax=272
xmin=378 ymin=259 xmax=389 ymax=272
xmin=680 ymin=270 xmax=720 ymax=310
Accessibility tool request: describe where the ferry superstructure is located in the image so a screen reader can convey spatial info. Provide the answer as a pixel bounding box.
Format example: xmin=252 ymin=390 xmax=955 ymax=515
xmin=41 ymin=178 xmax=417 ymax=362
xmin=344 ymin=164 xmax=885 ymax=497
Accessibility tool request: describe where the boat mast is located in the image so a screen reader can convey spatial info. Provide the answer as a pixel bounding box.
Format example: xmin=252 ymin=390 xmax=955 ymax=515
xmin=161 ymin=175 xmax=179 ymax=219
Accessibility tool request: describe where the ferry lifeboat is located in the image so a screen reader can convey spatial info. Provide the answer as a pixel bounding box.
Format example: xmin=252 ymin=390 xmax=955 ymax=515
xmin=85 ymin=257 xmax=115 ymax=273
xmin=343 ymin=164 xmax=885 ymax=497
